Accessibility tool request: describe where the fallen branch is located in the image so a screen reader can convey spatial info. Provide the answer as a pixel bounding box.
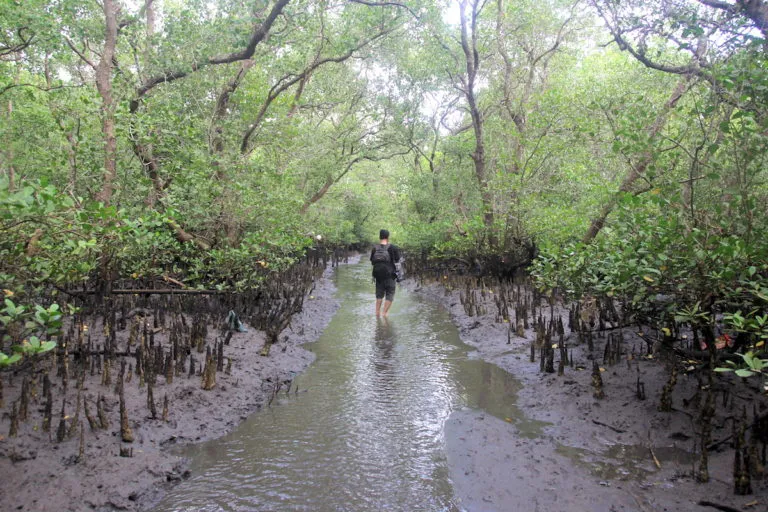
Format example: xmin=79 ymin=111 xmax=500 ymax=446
xmin=70 ymin=350 xmax=133 ymax=357
xmin=585 ymin=323 xmax=629 ymax=333
xmin=697 ymin=501 xmax=744 ymax=512
xmin=707 ymin=434 xmax=733 ymax=452
xmin=67 ymin=289 xmax=227 ymax=295
xmin=162 ymin=275 xmax=186 ymax=289
xmin=167 ymin=220 xmax=210 ymax=250
xmin=673 ymin=348 xmax=743 ymax=364
xmin=591 ymin=419 xmax=627 ymax=433
xmin=649 ymin=446 xmax=661 ymax=469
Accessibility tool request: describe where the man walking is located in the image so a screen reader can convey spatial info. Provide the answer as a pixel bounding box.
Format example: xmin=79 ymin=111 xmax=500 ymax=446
xmin=370 ymin=229 xmax=401 ymax=317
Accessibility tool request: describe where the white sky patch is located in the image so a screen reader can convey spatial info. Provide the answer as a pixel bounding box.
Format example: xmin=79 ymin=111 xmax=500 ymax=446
xmin=419 ymin=89 xmax=465 ymax=135
xmin=442 ymin=0 xmax=460 ymax=26
xmin=57 ymin=67 xmax=73 ymax=82
xmin=355 ymin=55 xmax=467 ymax=136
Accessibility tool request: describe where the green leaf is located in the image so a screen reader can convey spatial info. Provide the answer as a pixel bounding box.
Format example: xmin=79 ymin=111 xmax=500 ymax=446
xmin=39 ymin=341 xmax=56 ymax=353
xmin=735 ymin=369 xmax=755 ymax=378
xmin=0 ymin=352 xmax=22 ymax=367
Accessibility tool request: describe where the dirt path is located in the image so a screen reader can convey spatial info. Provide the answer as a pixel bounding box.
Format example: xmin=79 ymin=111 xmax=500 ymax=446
xmin=414 ymin=280 xmax=767 ymax=512
xmin=0 ymin=262 xmax=343 ymax=512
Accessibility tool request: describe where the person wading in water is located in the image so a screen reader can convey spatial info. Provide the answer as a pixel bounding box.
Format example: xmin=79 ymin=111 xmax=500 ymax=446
xmin=370 ymin=229 xmax=401 ymax=317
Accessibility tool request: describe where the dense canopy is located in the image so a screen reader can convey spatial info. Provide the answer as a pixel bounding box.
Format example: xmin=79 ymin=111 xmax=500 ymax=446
xmin=1 ymin=0 xmax=766 ymax=356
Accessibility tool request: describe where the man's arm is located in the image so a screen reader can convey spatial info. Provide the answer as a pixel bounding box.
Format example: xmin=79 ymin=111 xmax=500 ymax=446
xmin=391 ymin=245 xmax=401 ymax=263
xmin=370 ymin=247 xmax=376 ymax=263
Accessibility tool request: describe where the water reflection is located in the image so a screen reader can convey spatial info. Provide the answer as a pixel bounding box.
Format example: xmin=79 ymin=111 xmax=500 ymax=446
xmin=372 ymin=317 xmax=395 ymax=388
xmin=153 ymin=263 xmax=535 ymax=512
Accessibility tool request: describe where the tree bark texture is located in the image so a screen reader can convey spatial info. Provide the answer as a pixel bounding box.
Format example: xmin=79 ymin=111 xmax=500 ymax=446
xmin=459 ymin=0 xmax=494 ymax=240
xmin=94 ymin=0 xmax=118 ymax=205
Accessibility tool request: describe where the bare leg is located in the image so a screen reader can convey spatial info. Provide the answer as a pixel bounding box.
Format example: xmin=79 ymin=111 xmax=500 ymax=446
xmin=382 ymin=300 xmax=393 ymax=317
xmin=375 ymin=299 xmax=383 ymax=317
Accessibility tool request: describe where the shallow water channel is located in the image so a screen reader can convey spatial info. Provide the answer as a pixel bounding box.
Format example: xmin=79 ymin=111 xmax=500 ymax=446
xmin=154 ymin=263 xmax=541 ymax=512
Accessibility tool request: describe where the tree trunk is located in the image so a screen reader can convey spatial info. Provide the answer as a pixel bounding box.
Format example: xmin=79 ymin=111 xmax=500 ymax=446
xmin=210 ymin=59 xmax=255 ymax=161
xmin=125 ymin=0 xmax=291 ymax=249
xmin=299 ymin=177 xmax=334 ymax=215
xmin=94 ymin=0 xmax=118 ymax=205
xmin=582 ymin=76 xmax=691 ymax=243
xmin=65 ymin=128 xmax=79 ymax=193
xmin=4 ymin=72 xmax=17 ymax=190
xmin=145 ymin=0 xmax=156 ymax=38
xmin=207 ymin=59 xmax=256 ymax=245
xmin=459 ymin=0 xmax=495 ymax=244
xmin=4 ymin=103 xmax=15 ymax=191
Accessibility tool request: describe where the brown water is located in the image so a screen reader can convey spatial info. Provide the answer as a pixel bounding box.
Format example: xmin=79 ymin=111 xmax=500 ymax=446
xmin=152 ymin=263 xmax=541 ymax=512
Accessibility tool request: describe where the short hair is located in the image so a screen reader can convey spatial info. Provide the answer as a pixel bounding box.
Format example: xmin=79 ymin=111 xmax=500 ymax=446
xmin=379 ymin=229 xmax=389 ymax=240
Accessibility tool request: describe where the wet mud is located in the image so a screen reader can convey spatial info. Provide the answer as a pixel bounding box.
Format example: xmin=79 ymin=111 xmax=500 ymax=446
xmin=3 ymin=257 xmax=766 ymax=512
xmin=0 ymin=262 xmax=342 ymax=512
xmin=415 ymin=279 xmax=767 ymax=512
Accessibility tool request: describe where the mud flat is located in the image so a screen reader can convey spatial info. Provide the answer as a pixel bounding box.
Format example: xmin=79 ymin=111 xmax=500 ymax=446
xmin=0 ymin=261 xmax=346 ymax=512
xmin=414 ymin=279 xmax=767 ymax=512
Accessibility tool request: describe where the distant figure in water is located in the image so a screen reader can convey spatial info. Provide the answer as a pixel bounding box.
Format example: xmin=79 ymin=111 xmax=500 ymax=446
xmin=370 ymin=229 xmax=401 ymax=317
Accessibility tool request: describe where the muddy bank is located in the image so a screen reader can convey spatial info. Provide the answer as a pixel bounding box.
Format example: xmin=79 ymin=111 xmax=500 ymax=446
xmin=0 ymin=259 xmax=349 ymax=512
xmin=412 ymin=280 xmax=767 ymax=511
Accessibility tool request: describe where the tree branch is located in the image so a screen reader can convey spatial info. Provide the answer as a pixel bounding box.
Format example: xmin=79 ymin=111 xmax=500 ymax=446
xmin=346 ymin=0 xmax=420 ymax=18
xmin=583 ymin=76 xmax=693 ymax=243
xmin=240 ymin=27 xmax=395 ymax=154
xmin=64 ymin=36 xmax=96 ymax=69
xmin=697 ymin=0 xmax=768 ymax=38
xmin=0 ymin=27 xmax=35 ymax=58
xmin=299 ymin=149 xmax=411 ymax=214
xmin=0 ymin=83 xmax=81 ymax=97
xmin=134 ymin=0 xmax=291 ymax=102
xmin=697 ymin=0 xmax=736 ymax=9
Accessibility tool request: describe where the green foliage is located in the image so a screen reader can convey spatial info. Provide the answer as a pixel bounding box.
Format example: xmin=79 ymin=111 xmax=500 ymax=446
xmin=14 ymin=336 xmax=57 ymax=357
xmin=531 ymin=184 xmax=767 ymax=351
xmin=0 ymin=299 xmax=63 ymax=337
xmin=0 ymin=297 xmax=63 ymax=362
xmin=0 ymin=180 xmax=100 ymax=325
xmin=724 ymin=308 xmax=768 ymax=347
xmin=0 ymin=351 xmax=22 ymax=368
xmin=716 ymin=352 xmax=768 ymax=392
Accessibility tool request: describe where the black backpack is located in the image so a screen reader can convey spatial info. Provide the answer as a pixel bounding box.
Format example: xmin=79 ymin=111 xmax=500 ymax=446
xmin=371 ymin=244 xmax=391 ymax=264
